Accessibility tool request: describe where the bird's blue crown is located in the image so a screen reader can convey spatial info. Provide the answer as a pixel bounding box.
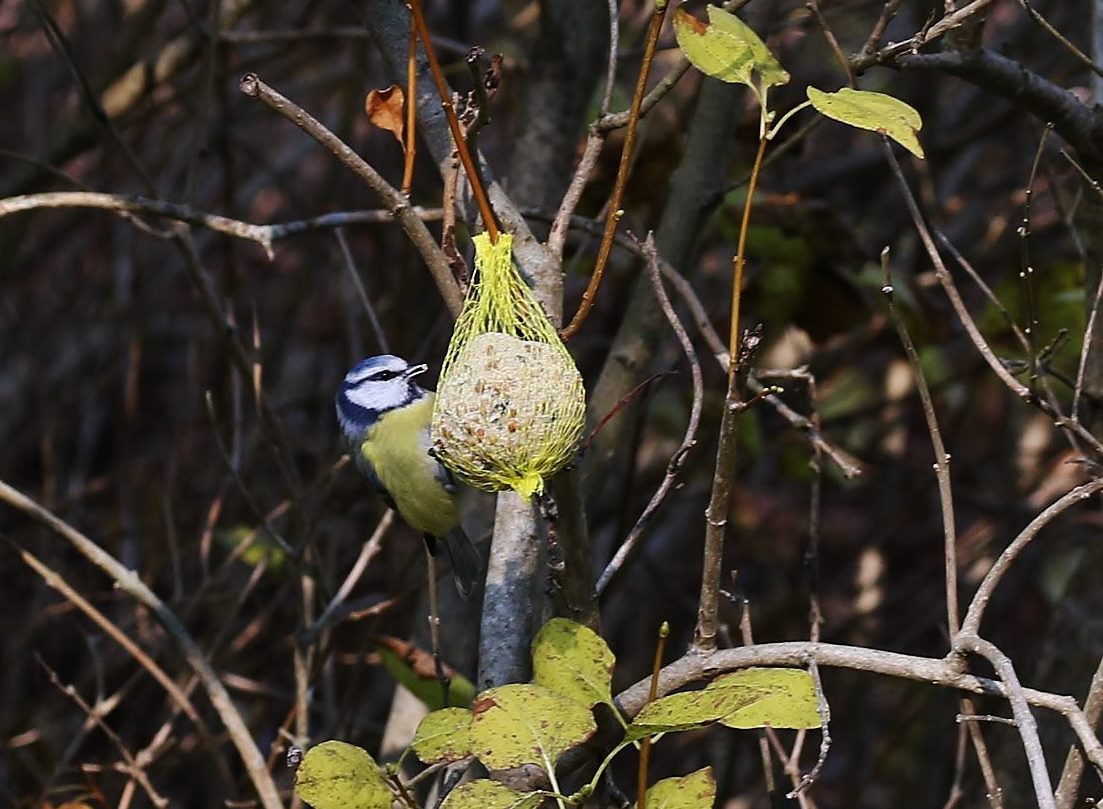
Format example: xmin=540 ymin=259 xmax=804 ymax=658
xmin=336 ymin=354 xmax=428 ymax=439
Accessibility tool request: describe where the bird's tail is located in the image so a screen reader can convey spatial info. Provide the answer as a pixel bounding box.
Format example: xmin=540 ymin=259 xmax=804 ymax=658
xmin=426 ymin=528 xmax=483 ymax=598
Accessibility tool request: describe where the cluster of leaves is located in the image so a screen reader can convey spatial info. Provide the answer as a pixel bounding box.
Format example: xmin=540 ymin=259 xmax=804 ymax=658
xmin=293 ymin=619 xmax=820 ymax=808
xmin=674 ymin=5 xmax=923 ymax=155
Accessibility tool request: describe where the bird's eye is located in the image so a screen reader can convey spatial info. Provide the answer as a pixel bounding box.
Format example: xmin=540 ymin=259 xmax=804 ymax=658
xmin=371 ymin=370 xmax=398 ymax=381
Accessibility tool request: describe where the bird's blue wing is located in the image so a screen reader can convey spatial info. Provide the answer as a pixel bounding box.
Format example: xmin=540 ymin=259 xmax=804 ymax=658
xmin=354 ymin=437 xmax=399 ymax=510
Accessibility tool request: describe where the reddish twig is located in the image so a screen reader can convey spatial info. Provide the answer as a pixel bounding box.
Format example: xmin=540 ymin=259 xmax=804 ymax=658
xmin=637 ymin=622 xmax=670 ymax=808
xmin=403 ymin=18 xmax=418 ymax=195
xmin=407 ymin=0 xmax=498 ymax=241
xmin=560 ymin=0 xmax=669 ymax=340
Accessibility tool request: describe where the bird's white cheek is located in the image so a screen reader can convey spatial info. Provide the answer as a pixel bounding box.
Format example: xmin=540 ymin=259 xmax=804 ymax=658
xmin=346 ymin=383 xmax=400 ymax=412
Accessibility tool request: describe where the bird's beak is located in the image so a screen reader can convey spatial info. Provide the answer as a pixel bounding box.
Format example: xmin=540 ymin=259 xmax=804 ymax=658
xmin=404 ymin=363 xmax=429 ymax=379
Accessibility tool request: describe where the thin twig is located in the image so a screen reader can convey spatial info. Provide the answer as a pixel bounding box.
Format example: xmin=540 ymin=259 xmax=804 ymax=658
xmin=614 ymin=640 xmax=1103 ymax=778
xmin=850 ymin=0 xmax=1004 ymax=73
xmin=403 ymin=18 xmax=418 ymax=196
xmin=407 ymin=0 xmax=499 ymax=242
xmin=961 ymin=478 xmax=1103 ymax=635
xmin=560 ymin=0 xmax=668 ymax=340
xmin=960 ymin=697 xmax=1006 ymax=809
xmin=239 ymin=72 xmax=462 ymax=314
xmin=601 ymin=0 xmax=620 ymax=115
xmin=955 ymin=634 xmax=1056 ymax=809
xmin=548 ymin=132 xmax=606 ymax=261
xmin=14 ymin=543 xmax=205 ymax=729
xmin=729 ymin=136 xmax=769 ymax=377
xmin=1055 ymin=652 xmax=1103 ymax=808
xmin=858 ymin=0 xmax=903 ymax=59
xmin=300 ymin=511 xmax=395 ymax=646
xmin=956 ymin=713 xmax=1019 ymax=726
xmin=881 ymin=245 xmax=960 ymax=638
xmin=695 ymin=369 xmax=742 ymax=652
xmin=807 ymin=1 xmax=855 ymax=86
xmin=788 ymin=659 xmax=832 ymax=798
xmin=1019 ymin=127 xmax=1051 ymax=392
xmin=695 ymin=132 xmax=769 ymax=651
xmin=596 ymin=234 xmax=704 ymax=595
xmin=637 ymin=622 xmax=670 ymax=809
xmin=336 ymin=228 xmax=390 ymax=353
xmin=0 ymin=480 xmax=283 ymax=809
xmin=37 ymin=658 xmax=169 ymax=808
xmin=1018 ymin=0 xmax=1103 ymax=80
xmin=880 ymin=137 xmax=1103 ymax=458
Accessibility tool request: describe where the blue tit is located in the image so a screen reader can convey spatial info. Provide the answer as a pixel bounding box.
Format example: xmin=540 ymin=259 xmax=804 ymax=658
xmin=336 ymin=354 xmax=481 ymax=597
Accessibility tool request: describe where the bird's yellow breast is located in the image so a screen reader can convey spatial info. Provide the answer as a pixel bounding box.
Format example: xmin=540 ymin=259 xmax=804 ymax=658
xmin=360 ymin=396 xmax=460 ymax=537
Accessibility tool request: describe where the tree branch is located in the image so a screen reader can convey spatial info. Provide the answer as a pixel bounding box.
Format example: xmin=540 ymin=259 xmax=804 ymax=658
xmin=897 ymin=48 xmax=1103 ymax=165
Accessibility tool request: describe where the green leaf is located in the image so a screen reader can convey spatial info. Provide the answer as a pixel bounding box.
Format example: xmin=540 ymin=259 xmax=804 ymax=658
xmin=531 ymin=618 xmax=615 ymax=709
xmin=469 ymin=683 xmax=597 ymax=769
xmin=293 ymin=740 xmax=391 ymax=809
xmin=439 ymin=779 xmax=545 ymax=809
xmin=807 ymin=86 xmax=924 ymax=158
xmin=626 ymin=668 xmax=823 ymax=739
xmin=673 ymin=6 xmax=788 ymax=91
xmin=217 ymin=525 xmax=288 ymax=571
xmin=626 ymin=689 xmax=744 ymax=741
xmin=646 ymin=767 xmax=717 ymax=808
xmin=376 ymin=636 xmax=476 ymax=710
xmin=411 ymin=707 xmax=472 ymax=763
xmin=711 ymin=668 xmax=823 ymax=729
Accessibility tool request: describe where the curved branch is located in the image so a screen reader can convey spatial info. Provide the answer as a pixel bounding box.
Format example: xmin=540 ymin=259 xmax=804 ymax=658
xmin=898 ymin=49 xmax=1103 ymax=164
xmin=614 ymin=640 xmax=1103 ymax=779
xmin=961 ymin=478 xmax=1103 ymax=635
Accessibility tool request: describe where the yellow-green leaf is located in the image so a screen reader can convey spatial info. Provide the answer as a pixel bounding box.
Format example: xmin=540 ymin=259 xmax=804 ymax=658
xmin=439 ymin=779 xmax=545 ymax=809
xmin=673 ymin=6 xmax=788 ymax=90
xmin=293 ymin=740 xmax=391 ymax=809
xmin=377 ymin=637 xmax=476 ymax=710
xmin=411 ymin=707 xmax=472 ymax=763
xmin=531 ymin=618 xmax=614 ymax=709
xmin=469 ymin=683 xmax=596 ymax=769
xmin=217 ymin=525 xmax=288 ymax=571
xmin=711 ymin=667 xmax=822 ymax=729
xmin=807 ymin=86 xmax=924 ymax=158
xmin=646 ymin=767 xmax=717 ymax=809
xmin=626 ymin=688 xmax=748 ymax=741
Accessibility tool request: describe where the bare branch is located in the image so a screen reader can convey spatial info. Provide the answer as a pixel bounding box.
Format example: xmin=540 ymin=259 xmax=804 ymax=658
xmin=0 ymin=191 xmax=443 ymax=259
xmin=614 ymin=640 xmax=1103 ymax=779
xmin=955 ymin=634 xmax=1056 ymax=809
xmin=896 ymin=49 xmax=1103 ymax=164
xmin=0 ymin=480 xmax=283 ymax=809
xmin=239 ymin=72 xmax=462 ymax=315
xmin=881 ymin=247 xmax=960 ymax=637
xmin=596 ymin=234 xmax=704 ymax=595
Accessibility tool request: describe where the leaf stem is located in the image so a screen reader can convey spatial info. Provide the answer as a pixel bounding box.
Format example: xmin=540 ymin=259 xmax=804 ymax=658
xmin=767 ymin=100 xmax=813 ymax=140
xmin=729 ymin=134 xmax=768 ymax=379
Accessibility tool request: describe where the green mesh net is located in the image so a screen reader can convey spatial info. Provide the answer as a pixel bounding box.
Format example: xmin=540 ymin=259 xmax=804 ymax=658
xmin=431 ymin=233 xmax=586 ymax=498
